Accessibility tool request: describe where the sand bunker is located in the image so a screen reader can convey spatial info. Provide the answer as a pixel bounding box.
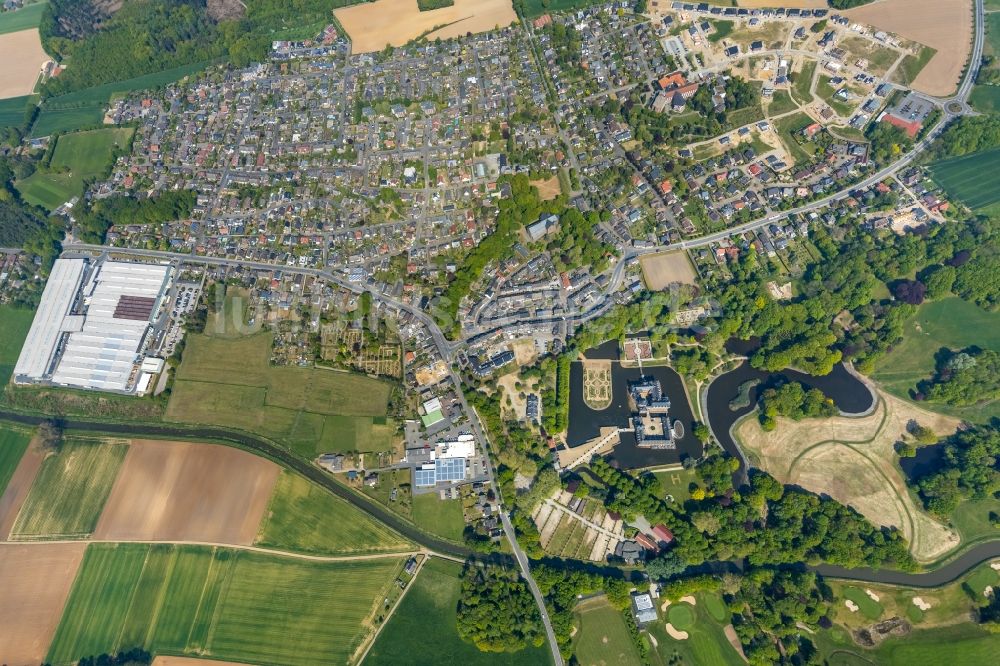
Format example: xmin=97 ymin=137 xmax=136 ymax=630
xmin=865 ymin=589 xmax=881 ymax=603
xmin=912 ymin=596 xmax=932 ymax=611
xmin=845 ymin=599 xmax=860 ymax=612
xmin=665 ymin=623 xmax=690 ymax=640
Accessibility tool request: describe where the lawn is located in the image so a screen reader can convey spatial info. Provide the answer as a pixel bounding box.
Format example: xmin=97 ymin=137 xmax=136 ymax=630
xmin=573 ymin=597 xmax=641 ymax=666
xmin=768 ymin=89 xmax=798 ymax=116
xmin=708 ymin=20 xmax=734 ymax=43
xmin=0 ymin=1 xmax=46 ymax=34
xmin=949 ymin=496 xmax=1000 ymax=547
xmin=0 ymin=426 xmax=31 ymax=496
xmin=648 ymin=592 xmax=743 ymax=666
xmin=969 ymin=85 xmax=1000 ymax=113
xmin=873 ymin=296 xmax=1000 ymax=421
xmin=47 ymin=542 xmax=405 ymax=666
xmin=0 ymin=94 xmax=36 ymax=129
xmin=861 ymin=622 xmax=1000 ymax=665
xmin=0 ymin=305 xmax=34 ymax=386
xmin=411 ymin=492 xmax=466 ymax=542
xmin=31 ymin=61 xmax=209 ymax=137
xmin=9 ymin=437 xmax=127 ymax=539
xmin=816 ymin=75 xmax=858 ymax=118
xmin=791 ymin=60 xmax=816 ymax=105
xmin=929 ymin=147 xmax=1000 ymax=212
xmin=255 ymin=470 xmax=413 ymax=555
xmin=16 ymin=127 xmax=134 ymax=210
xmin=366 ymin=557 xmax=552 ymax=666
xmin=841 ymin=586 xmax=884 ymax=620
xmin=652 ymin=467 xmax=698 ymax=504
xmin=166 ymin=330 xmax=398 ymax=458
xmin=774 ymin=111 xmax=816 ymax=164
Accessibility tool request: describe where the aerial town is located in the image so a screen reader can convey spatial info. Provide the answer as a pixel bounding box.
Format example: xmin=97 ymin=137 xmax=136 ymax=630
xmin=0 ymin=0 xmax=998 ymax=665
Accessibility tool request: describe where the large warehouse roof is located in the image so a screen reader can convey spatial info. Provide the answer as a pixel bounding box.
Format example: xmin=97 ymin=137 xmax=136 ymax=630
xmin=13 ymin=258 xmax=86 ymax=382
xmin=13 ymin=258 xmax=171 ymax=393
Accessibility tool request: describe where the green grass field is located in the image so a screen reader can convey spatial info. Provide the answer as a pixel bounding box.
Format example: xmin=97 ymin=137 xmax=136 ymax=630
xmin=668 ymin=603 xmax=696 ymax=629
xmin=166 ymin=330 xmax=397 ymax=458
xmin=893 ymin=45 xmax=937 ymax=87
xmin=0 ymin=1 xmax=46 ymax=34
xmin=768 ymin=89 xmax=798 ymax=116
xmin=842 ymin=586 xmax=884 ymax=620
xmin=970 ymin=85 xmax=1000 ymax=113
xmin=0 ymin=305 xmax=34 ymax=386
xmin=411 ymin=492 xmax=466 ymax=542
xmin=708 ymin=20 xmax=734 ymax=43
xmin=255 ymin=470 xmax=413 ymax=555
xmin=929 ymin=147 xmax=1000 ymax=212
xmin=16 ymin=127 xmax=133 ymax=210
xmin=653 ymin=467 xmax=698 ymax=504
xmin=816 ymin=76 xmax=858 ymax=118
xmin=31 ymin=61 xmax=209 ymax=137
xmin=775 ymin=111 xmax=816 ymax=164
xmin=366 ymin=557 xmax=552 ymax=666
xmin=0 ymin=94 xmax=36 ymax=128
xmin=47 ymin=542 xmax=404 ymax=665
xmin=791 ymin=60 xmax=816 ymax=105
xmin=850 ymin=623 xmax=1000 ymax=665
xmin=573 ymin=598 xmax=642 ymax=666
xmin=873 ymin=297 xmax=1000 ymax=421
xmin=0 ymin=426 xmax=31 ymax=496
xmin=9 ymin=437 xmax=126 ymax=539
xmin=648 ymin=592 xmax=743 ymax=666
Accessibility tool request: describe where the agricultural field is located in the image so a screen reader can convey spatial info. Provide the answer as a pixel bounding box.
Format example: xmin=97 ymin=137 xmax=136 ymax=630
xmin=335 ymin=0 xmax=517 ymax=53
xmin=969 ymin=84 xmax=1000 ymax=113
xmin=10 ymin=437 xmax=127 ymax=539
xmin=93 ymin=439 xmax=279 ymax=545
xmin=734 ymin=388 xmax=961 ymax=562
xmin=640 ymin=250 xmax=698 ymax=291
xmin=255 ymin=470 xmax=414 ymax=555
xmin=648 ymin=592 xmax=745 ymax=666
xmin=0 ymin=93 xmax=35 ymax=128
xmin=534 ymin=492 xmax=623 ymax=562
xmin=846 ymin=0 xmax=972 ymax=96
xmin=573 ymin=597 xmax=641 ymax=666
xmin=928 ymin=147 xmax=1000 ymax=213
xmin=366 ymin=557 xmax=552 ymax=665
xmin=47 ymin=542 xmax=405 ymax=666
xmin=0 ymin=305 xmax=34 ymax=386
xmin=411 ymin=492 xmax=466 ymax=542
xmin=0 ymin=1 xmax=47 ymax=34
xmin=0 ymin=427 xmax=31 ymax=506
xmin=166 ymin=330 xmax=398 ymax=458
xmin=16 ymin=127 xmax=134 ymax=210
xmin=0 ymin=541 xmax=87 ymax=666
xmin=0 ymin=28 xmax=47 ymax=98
xmin=31 ymin=61 xmax=209 ymax=137
xmin=873 ymin=296 xmax=1000 ymax=421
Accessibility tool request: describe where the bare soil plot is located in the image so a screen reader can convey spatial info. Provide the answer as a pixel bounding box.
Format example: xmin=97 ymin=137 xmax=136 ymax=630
xmin=845 ymin=0 xmax=973 ymax=96
xmin=511 ymin=337 xmax=539 ymax=366
xmin=0 ymin=29 xmax=47 ymax=99
xmin=0 ymin=542 xmax=87 ymax=666
xmin=0 ymin=438 xmax=44 ymax=540
xmin=735 ymin=388 xmax=961 ymax=562
xmin=94 ymin=439 xmax=279 ymax=545
xmin=640 ymin=250 xmax=698 ymax=290
xmin=335 ymin=0 xmax=517 ymax=53
xmin=531 ymin=176 xmax=562 ymax=200
xmin=154 ymin=658 xmax=252 ymax=666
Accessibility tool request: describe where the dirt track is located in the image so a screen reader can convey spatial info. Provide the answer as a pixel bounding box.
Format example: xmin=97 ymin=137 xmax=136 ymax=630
xmin=0 ymin=29 xmax=47 ymax=99
xmin=0 ymin=542 xmax=86 ymax=666
xmin=0 ymin=439 xmax=44 ymax=540
xmin=845 ymin=0 xmax=973 ymax=96
xmin=94 ymin=439 xmax=279 ymax=545
xmin=335 ymin=0 xmax=517 ymax=53
xmin=153 ymin=657 xmax=252 ymax=666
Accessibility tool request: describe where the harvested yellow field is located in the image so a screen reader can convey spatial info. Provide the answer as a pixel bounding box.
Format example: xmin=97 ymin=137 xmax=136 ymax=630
xmin=531 ymin=176 xmax=562 ymax=200
xmin=735 ymin=388 xmax=961 ymax=562
xmin=738 ymin=0 xmax=826 ymax=8
xmin=845 ymin=0 xmax=973 ymax=96
xmin=335 ymin=0 xmax=518 ymax=53
xmin=640 ymin=250 xmax=698 ymax=290
xmin=0 ymin=29 xmax=48 ymax=99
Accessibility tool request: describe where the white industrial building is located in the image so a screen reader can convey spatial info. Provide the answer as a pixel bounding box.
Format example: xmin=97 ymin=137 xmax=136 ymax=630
xmin=13 ymin=258 xmax=173 ymax=393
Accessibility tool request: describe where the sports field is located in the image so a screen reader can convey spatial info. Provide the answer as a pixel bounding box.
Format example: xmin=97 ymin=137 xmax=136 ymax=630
xmin=166 ymin=331 xmax=398 ymax=458
xmin=573 ymin=597 xmax=641 ymax=666
xmin=9 ymin=437 xmax=127 ymax=539
xmin=16 ymin=127 xmax=133 ymax=209
xmin=0 ymin=1 xmax=47 ymax=35
xmin=411 ymin=492 xmax=466 ymax=542
xmin=873 ymin=296 xmax=1000 ymax=420
xmin=929 ymin=147 xmax=1000 ymax=212
xmin=47 ymin=543 xmax=405 ymax=666
xmin=255 ymin=470 xmax=413 ymax=555
xmin=0 ymin=305 xmax=34 ymax=386
xmin=366 ymin=557 xmax=552 ymax=665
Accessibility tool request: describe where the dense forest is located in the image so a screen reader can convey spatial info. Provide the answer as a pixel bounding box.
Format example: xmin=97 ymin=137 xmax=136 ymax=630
xmin=39 ymin=0 xmax=359 ymax=96
xmin=911 ymin=425 xmax=1000 ymax=515
xmin=0 ymin=155 xmax=62 ymax=268
xmin=74 ymin=189 xmax=196 ymax=243
xmin=757 ymin=381 xmax=837 ymax=430
xmin=455 ymin=564 xmax=543 ymax=652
